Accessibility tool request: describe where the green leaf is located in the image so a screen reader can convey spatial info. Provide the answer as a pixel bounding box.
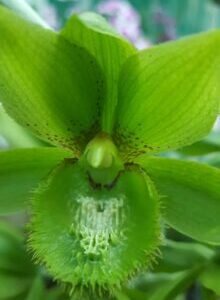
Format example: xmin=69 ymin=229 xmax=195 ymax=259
xmin=129 ymin=269 xmax=201 ymax=300
xmin=46 ymin=288 xmax=70 ymax=300
xmin=0 ymin=222 xmax=35 ymax=275
xmin=124 ymin=289 xmax=147 ymax=300
xmin=155 ymin=240 xmax=215 ymax=273
xmin=0 ymin=273 xmax=32 ymax=299
xmin=200 ymin=264 xmax=220 ymax=296
xmin=201 ymin=153 xmax=220 ymax=168
xmin=126 ymin=240 xmax=214 ymax=299
xmin=0 ymin=221 xmax=36 ymax=299
xmin=116 ymin=31 xmax=220 ymax=159
xmin=179 ymin=141 xmax=220 ymax=156
xmin=179 ymin=132 xmax=220 ymax=156
xmin=61 ymin=12 xmax=136 ymax=133
xmin=0 ymin=147 xmax=71 ymax=214
xmin=26 ymin=276 xmax=45 ymax=300
xmin=30 ymin=159 xmax=160 ymax=291
xmin=137 ymin=156 xmax=220 ymax=244
xmin=0 ymin=6 xmax=104 ymax=154
xmin=201 ymin=287 xmax=217 ymax=300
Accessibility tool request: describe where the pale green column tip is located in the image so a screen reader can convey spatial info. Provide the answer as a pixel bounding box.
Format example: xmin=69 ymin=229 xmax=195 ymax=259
xmin=85 ymin=132 xmax=119 ymax=169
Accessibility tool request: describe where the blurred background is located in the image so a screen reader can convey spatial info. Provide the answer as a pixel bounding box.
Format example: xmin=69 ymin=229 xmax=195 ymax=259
xmin=27 ymin=0 xmax=220 ymax=43
xmin=1 ymin=1 xmax=220 ymax=299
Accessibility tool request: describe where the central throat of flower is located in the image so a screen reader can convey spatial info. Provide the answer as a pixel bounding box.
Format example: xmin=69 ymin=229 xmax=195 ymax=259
xmin=83 ymin=132 xmax=123 ymax=186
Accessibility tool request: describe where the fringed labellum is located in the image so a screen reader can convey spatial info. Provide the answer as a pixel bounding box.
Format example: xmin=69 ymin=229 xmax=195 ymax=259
xmin=30 ymin=134 xmax=160 ymax=295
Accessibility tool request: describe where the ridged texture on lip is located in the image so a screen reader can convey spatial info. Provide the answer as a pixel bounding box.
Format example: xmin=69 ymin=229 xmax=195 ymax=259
xmin=29 ymin=159 xmax=160 ymax=295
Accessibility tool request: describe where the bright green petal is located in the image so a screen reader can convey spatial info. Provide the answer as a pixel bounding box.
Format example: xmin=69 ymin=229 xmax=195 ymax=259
xmin=0 ymin=147 xmax=71 ymax=214
xmin=116 ymin=31 xmax=220 ymax=159
xmin=137 ymin=156 xmax=220 ymax=244
xmin=61 ymin=12 xmax=136 ymax=133
xmin=0 ymin=6 xmax=104 ymax=154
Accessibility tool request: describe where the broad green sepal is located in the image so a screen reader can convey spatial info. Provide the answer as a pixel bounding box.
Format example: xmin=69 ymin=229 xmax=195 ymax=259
xmin=0 ymin=6 xmax=104 ymax=154
xmin=0 ymin=147 xmax=71 ymax=214
xmin=61 ymin=12 xmax=136 ymax=133
xmin=137 ymin=156 xmax=220 ymax=244
xmin=30 ymin=159 xmax=160 ymax=294
xmin=116 ymin=30 xmax=220 ymax=159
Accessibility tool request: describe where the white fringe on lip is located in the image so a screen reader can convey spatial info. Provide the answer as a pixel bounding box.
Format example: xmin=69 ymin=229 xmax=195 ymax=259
xmin=73 ymin=195 xmax=127 ymax=258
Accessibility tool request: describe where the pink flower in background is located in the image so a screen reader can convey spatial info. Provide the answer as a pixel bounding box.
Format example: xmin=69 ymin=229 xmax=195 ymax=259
xmin=39 ymin=4 xmax=59 ymax=29
xmin=97 ymin=0 xmax=151 ymax=49
xmin=153 ymin=7 xmax=177 ymax=42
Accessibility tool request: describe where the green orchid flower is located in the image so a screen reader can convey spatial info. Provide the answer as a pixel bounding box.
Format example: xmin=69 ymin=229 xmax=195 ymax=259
xmin=0 ymin=4 xmax=220 ymax=298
